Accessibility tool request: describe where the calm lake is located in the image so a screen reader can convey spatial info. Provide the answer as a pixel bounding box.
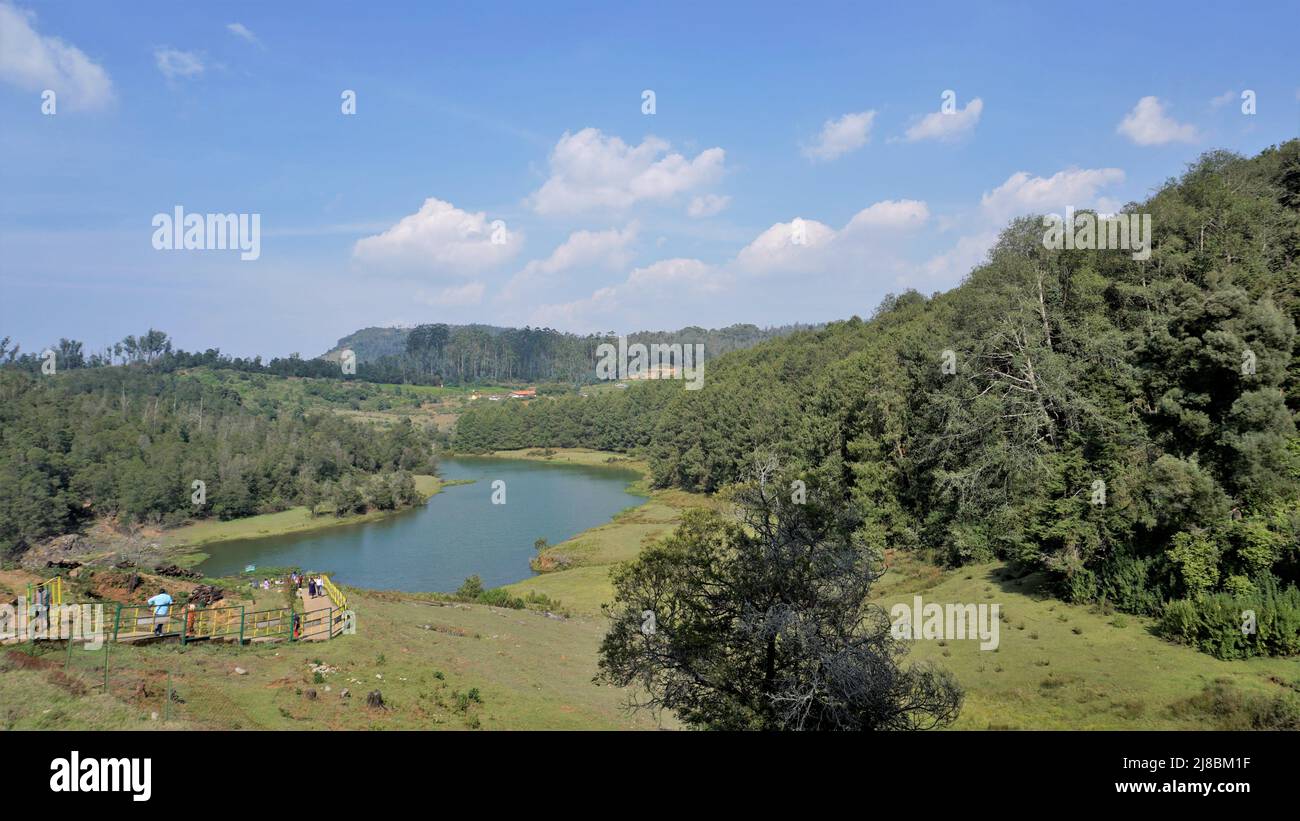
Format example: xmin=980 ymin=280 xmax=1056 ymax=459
xmin=195 ymin=457 xmax=645 ymax=592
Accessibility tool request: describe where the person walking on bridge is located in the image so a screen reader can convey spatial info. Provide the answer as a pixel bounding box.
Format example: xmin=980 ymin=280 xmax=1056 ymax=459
xmin=147 ymin=589 xmax=173 ymax=637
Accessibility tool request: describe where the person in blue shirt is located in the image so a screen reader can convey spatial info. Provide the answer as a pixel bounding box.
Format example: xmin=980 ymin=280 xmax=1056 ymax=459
xmin=147 ymin=589 xmax=173 ymax=636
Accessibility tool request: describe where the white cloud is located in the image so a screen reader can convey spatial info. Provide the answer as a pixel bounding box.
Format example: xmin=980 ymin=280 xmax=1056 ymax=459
xmin=979 ymin=167 xmax=1125 ymax=223
xmin=226 ymin=23 xmax=262 ymax=48
xmin=0 ymin=1 xmax=112 ymax=110
xmin=352 ymin=197 xmax=518 ymax=276
xmin=499 ymin=224 xmax=637 ymax=300
xmin=802 ymin=110 xmax=876 ymax=161
xmin=421 ymin=282 xmax=485 ymax=307
xmin=733 ymin=218 xmax=837 ymax=275
xmin=687 ymin=193 xmax=731 ymax=218
xmin=154 ymin=48 xmax=204 ymax=80
xmin=527 ymin=128 xmax=726 ymax=215
xmin=903 ymin=98 xmax=983 ymax=142
xmin=1117 ymin=96 xmax=1198 ymax=146
xmin=735 ymin=199 xmax=928 ymax=276
xmin=844 ymin=199 xmax=930 ymax=232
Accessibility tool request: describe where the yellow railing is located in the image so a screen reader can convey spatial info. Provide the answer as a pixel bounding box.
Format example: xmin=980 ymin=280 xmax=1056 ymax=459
xmin=244 ymin=607 xmax=293 ymax=640
xmin=26 ymin=576 xmax=64 ymax=608
xmin=320 ymin=575 xmax=347 ymax=611
xmin=183 ymin=605 xmax=244 ymax=642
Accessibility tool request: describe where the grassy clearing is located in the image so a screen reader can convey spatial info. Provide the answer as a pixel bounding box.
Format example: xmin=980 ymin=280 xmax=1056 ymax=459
xmin=162 ymin=475 xmax=442 ymax=559
xmin=874 ymin=554 xmax=1300 ymax=729
xmin=0 ymin=588 xmax=668 ymax=730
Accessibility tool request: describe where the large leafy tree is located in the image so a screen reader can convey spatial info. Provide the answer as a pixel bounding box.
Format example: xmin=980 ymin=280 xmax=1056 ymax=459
xmin=597 ymin=458 xmax=962 ymax=730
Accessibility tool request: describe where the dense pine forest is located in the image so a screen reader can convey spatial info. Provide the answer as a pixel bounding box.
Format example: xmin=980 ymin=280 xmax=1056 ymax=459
xmin=0 ymin=364 xmax=436 ymax=557
xmin=455 ymin=142 xmax=1300 ymax=658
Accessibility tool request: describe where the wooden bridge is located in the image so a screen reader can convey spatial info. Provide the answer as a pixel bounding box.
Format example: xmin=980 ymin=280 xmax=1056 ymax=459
xmin=6 ymin=574 xmax=354 ymax=647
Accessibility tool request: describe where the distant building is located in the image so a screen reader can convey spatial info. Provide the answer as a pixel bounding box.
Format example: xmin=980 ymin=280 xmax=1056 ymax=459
xmin=509 ymin=388 xmax=537 ymax=399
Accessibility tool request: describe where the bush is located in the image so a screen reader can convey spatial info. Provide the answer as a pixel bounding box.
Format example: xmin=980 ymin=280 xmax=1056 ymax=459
xmin=1156 ymin=577 xmax=1300 ymax=658
xmin=455 ymin=575 xmax=485 ymax=600
xmin=1173 ymin=681 xmax=1300 ymax=730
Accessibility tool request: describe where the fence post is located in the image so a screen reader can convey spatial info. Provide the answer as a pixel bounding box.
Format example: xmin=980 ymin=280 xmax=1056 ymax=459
xmin=239 ymin=606 xmax=246 ymax=645
xmin=164 ymin=671 xmax=172 ymax=722
xmin=112 ymin=604 xmax=122 ymax=642
xmin=103 ymin=640 xmax=110 ymax=692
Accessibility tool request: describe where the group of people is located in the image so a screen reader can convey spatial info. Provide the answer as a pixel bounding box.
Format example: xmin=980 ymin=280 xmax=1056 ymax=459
xmin=288 ymin=572 xmax=328 ymax=600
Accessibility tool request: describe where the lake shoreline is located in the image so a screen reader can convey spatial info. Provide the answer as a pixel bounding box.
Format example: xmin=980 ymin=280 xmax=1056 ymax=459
xmin=165 ymin=473 xmax=447 ymax=566
xmin=187 ymin=450 xmax=656 ymax=592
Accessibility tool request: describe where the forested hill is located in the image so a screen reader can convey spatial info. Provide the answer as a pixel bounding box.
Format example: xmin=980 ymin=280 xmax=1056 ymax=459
xmin=455 ymin=142 xmax=1300 ymax=656
xmin=320 ymin=321 xmax=818 ymax=384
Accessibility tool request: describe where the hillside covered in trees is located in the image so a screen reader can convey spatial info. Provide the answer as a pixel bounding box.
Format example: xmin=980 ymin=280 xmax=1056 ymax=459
xmin=0 ymin=365 xmax=437 ymax=558
xmin=455 ymin=142 xmax=1300 ymax=657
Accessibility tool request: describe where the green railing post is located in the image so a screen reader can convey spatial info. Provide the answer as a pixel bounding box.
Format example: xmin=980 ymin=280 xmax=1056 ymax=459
xmin=103 ymin=640 xmax=110 ymax=691
xmin=112 ymin=604 xmax=122 ymax=642
xmin=239 ymin=606 xmax=246 ymax=645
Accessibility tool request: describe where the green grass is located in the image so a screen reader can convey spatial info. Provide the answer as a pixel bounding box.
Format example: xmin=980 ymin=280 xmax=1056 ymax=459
xmin=874 ymin=556 xmax=1300 ymax=729
xmin=1 ymin=588 xmax=670 ymax=730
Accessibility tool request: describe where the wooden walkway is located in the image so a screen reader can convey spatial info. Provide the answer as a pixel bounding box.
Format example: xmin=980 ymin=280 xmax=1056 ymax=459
xmin=5 ymin=575 xmax=350 ymax=646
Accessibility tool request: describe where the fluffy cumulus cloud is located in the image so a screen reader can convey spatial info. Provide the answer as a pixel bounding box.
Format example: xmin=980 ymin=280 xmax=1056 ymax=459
xmin=499 ymin=224 xmax=637 ymax=300
xmin=154 ymin=47 xmax=204 ymax=79
xmin=0 ymin=1 xmax=113 ymax=110
xmin=352 ymin=197 xmax=518 ymax=276
xmin=527 ymin=128 xmax=725 ymax=216
xmin=1117 ymin=96 xmax=1199 ymax=146
xmin=979 ymin=167 xmax=1125 ymax=223
xmin=530 ymin=198 xmax=930 ymax=331
xmin=735 ymin=199 xmax=929 ymax=276
xmin=903 ymin=98 xmax=983 ymax=142
xmin=802 ymin=110 xmax=876 ymax=161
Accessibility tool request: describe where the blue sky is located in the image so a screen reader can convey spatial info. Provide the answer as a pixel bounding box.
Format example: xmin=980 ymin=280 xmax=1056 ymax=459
xmin=1 ymin=0 xmax=1297 ymax=358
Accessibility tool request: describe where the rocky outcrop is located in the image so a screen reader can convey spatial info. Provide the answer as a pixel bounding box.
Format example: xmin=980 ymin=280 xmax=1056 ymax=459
xmin=18 ymin=535 xmax=99 ymax=571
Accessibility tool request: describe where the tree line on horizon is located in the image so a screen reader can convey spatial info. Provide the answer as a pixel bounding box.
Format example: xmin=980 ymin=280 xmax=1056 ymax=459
xmin=0 ymin=322 xmax=813 ymax=389
xmin=457 ymin=141 xmax=1300 ymax=660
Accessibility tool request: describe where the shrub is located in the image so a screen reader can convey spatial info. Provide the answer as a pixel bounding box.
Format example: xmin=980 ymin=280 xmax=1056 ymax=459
xmin=1156 ymin=577 xmax=1300 ymax=658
